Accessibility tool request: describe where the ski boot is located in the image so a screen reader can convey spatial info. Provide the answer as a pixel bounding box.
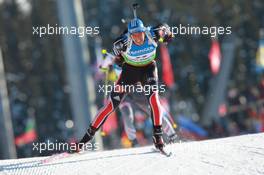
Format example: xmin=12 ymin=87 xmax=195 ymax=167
xmin=152 ymin=126 xmax=165 ymax=150
xmin=153 ymin=126 xmax=172 ymax=156
xmin=69 ymin=125 xmax=96 ymax=154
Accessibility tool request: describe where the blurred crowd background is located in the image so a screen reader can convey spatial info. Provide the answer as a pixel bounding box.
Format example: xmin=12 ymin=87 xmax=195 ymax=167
xmin=0 ymin=0 xmax=264 ymax=158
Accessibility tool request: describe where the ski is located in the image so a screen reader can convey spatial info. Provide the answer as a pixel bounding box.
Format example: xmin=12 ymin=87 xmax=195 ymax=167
xmin=41 ymin=151 xmax=83 ymax=164
xmin=41 ymin=152 xmax=70 ymax=164
xmin=152 ymin=147 xmax=172 ymax=157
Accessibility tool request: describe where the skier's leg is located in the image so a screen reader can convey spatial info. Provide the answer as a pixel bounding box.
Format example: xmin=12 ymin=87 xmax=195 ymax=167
xmin=147 ymin=92 xmax=162 ymax=126
xmin=147 ymin=91 xmax=164 ymax=149
xmin=76 ymin=64 xmax=139 ymax=152
xmin=77 ymin=90 xmax=126 ymax=149
xmin=92 ymin=91 xmax=125 ymax=129
xmin=142 ymin=62 xmax=164 ymax=149
xmin=131 ymin=90 xmax=177 ymax=142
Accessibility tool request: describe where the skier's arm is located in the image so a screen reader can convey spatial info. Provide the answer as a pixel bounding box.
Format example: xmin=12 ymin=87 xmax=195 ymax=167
xmin=112 ymin=34 xmax=127 ymax=66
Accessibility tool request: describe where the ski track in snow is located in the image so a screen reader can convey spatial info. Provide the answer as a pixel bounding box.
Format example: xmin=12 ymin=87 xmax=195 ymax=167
xmin=0 ymin=133 xmax=263 ymax=175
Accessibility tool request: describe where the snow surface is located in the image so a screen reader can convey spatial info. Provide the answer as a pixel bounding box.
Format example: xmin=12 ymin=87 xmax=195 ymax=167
xmin=0 ymin=133 xmax=264 ymax=175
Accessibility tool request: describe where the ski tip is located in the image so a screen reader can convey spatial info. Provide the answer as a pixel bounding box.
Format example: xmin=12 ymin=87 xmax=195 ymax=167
xmin=151 ymin=148 xmax=172 ymax=157
xmin=164 ymin=152 xmax=172 ymax=157
xmin=160 ymin=150 xmax=172 ymax=157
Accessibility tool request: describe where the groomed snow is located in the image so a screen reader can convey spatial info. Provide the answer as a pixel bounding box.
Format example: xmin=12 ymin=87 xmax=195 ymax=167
xmin=0 ymin=133 xmax=264 ymax=175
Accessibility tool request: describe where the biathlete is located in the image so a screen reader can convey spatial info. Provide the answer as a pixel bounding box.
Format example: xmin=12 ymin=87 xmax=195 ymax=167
xmin=74 ymin=4 xmax=173 ymax=152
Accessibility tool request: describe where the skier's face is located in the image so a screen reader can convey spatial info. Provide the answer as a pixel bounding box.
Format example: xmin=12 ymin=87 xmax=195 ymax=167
xmin=131 ymin=32 xmax=145 ymax=45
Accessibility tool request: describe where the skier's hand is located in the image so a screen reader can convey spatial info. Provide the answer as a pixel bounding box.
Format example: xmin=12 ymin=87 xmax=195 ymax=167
xmin=158 ymin=24 xmax=173 ymax=43
xmin=113 ymin=55 xmax=124 ymax=66
xmin=158 ymin=27 xmax=169 ymax=38
xmin=99 ymin=64 xmax=109 ymax=72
